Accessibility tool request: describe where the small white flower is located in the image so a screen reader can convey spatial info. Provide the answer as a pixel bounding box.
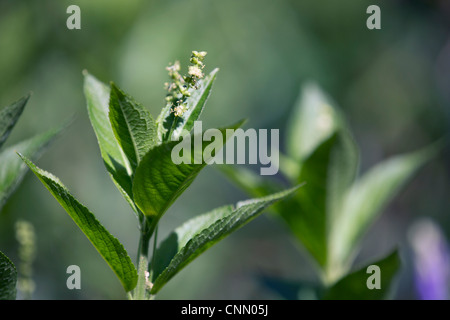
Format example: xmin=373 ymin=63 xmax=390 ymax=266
xmin=144 ymin=271 xmax=153 ymax=290
xmin=166 ymin=61 xmax=181 ymax=75
xmin=192 ymin=50 xmax=207 ymax=59
xmin=188 ymin=65 xmax=204 ymax=79
xmin=172 ymin=104 xmax=188 ymax=117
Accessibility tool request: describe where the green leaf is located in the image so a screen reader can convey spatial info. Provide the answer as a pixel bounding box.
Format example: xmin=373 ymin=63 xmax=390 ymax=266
xmin=151 ymin=204 xmax=233 ymax=280
xmin=0 ymin=126 xmax=62 ymax=211
xmin=133 ymin=256 xmax=150 ymax=300
xmin=325 ymin=129 xmax=359 ymax=241
xmin=150 ymin=186 xmax=300 ymax=293
xmin=133 ymin=120 xmax=245 ymax=224
xmin=108 ymin=83 xmax=157 ymax=171
xmin=323 ymin=250 xmax=400 ymax=300
xmin=157 ymin=68 xmax=219 ymax=142
xmin=218 ymin=166 xmax=314 ymax=251
xmin=0 ymin=94 xmax=29 ymax=150
xmin=19 ymin=155 xmax=138 ymax=292
xmin=279 ymin=132 xmax=358 ymax=268
xmin=83 ymin=72 xmax=136 ymax=212
xmin=329 ymin=144 xmax=439 ymax=271
xmin=0 ymin=251 xmax=17 ymax=300
xmin=220 ymin=115 xmax=359 ymax=273
xmin=286 ymin=83 xmax=340 ymax=162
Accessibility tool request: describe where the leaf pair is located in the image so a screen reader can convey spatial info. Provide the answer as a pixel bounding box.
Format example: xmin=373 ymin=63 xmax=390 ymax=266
xmin=21 ymin=74 xmax=162 ymax=293
xmin=150 ymin=186 xmax=299 ymax=294
xmin=0 ymin=95 xmax=62 ymax=300
xmin=221 ymin=83 xmax=439 ymax=297
xmin=84 ymin=68 xmax=233 ymax=229
xmin=84 ymin=68 xmax=221 ymax=226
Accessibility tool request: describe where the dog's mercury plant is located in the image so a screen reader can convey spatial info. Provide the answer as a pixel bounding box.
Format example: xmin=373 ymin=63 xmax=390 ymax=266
xmin=221 ymin=83 xmax=440 ymax=299
xmin=19 ymin=51 xmax=299 ymax=299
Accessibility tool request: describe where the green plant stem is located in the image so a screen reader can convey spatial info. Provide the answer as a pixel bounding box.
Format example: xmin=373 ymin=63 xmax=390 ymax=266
xmin=137 ymin=216 xmax=152 ymax=263
xmin=134 ymin=255 xmax=149 ymax=300
xmin=133 ymin=223 xmax=159 ymax=300
xmin=148 ymin=225 xmax=159 ymax=300
xmin=132 ymin=216 xmax=153 ymax=300
xmin=150 ymin=225 xmax=159 ymax=278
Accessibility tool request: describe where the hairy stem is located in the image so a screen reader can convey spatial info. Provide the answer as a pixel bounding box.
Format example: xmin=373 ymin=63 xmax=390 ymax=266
xmin=149 ymin=225 xmax=159 ymax=279
xmin=132 ymin=216 xmax=153 ymax=300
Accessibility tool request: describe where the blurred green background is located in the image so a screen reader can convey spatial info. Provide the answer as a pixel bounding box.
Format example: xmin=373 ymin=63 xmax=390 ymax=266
xmin=0 ymin=0 xmax=448 ymax=299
